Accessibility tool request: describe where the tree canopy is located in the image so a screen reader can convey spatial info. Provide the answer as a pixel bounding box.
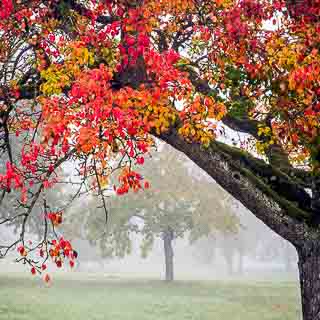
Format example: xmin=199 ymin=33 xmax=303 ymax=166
xmin=0 ymin=1 xmax=319 ymax=318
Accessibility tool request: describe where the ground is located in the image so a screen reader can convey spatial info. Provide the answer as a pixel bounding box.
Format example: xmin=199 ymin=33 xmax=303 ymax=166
xmin=0 ymin=273 xmax=301 ymax=320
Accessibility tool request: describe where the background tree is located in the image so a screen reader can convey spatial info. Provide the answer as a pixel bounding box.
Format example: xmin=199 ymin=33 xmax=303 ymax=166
xmin=254 ymin=232 xmax=297 ymax=273
xmin=191 ymin=206 xmax=265 ymax=276
xmin=83 ymin=144 xmax=238 ymax=281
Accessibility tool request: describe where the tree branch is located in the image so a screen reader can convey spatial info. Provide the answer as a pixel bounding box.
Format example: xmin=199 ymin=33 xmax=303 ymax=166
xmin=158 ymin=126 xmax=315 ymax=246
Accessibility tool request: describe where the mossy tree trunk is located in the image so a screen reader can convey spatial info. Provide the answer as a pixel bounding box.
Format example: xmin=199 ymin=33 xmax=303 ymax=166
xmin=297 ymin=242 xmax=320 ymax=320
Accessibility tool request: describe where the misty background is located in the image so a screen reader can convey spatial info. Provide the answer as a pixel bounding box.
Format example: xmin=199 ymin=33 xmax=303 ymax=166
xmin=0 ymin=143 xmax=298 ymax=282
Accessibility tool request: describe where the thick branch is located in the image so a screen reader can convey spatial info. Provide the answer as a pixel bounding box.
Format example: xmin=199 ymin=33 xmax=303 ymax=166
xmin=158 ymin=127 xmax=315 ymax=245
xmin=181 ymin=65 xmax=262 ymax=138
xmin=66 ymin=0 xmax=116 ymax=24
xmin=182 ymin=64 xmax=309 ymax=178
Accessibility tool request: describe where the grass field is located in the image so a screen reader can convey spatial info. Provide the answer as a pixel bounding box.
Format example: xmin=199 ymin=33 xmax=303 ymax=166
xmin=0 ymin=273 xmax=301 ymax=320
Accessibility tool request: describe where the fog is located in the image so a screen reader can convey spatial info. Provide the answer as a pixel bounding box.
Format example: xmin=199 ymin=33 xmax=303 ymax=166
xmin=0 ymin=216 xmax=299 ymax=281
xmin=0 ymin=145 xmax=299 ymax=284
xmin=0 ymin=145 xmax=301 ymax=320
xmin=71 ymin=215 xmax=298 ymax=282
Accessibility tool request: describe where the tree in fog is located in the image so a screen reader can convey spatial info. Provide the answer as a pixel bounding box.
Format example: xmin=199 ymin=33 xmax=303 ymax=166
xmin=82 ymin=145 xmax=238 ymax=281
xmin=255 ymin=233 xmax=297 ymax=273
xmin=191 ymin=205 xmax=259 ymax=276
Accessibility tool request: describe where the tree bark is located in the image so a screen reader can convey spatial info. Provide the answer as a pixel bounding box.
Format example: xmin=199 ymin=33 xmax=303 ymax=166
xmin=159 ymin=129 xmax=312 ymax=244
xmin=163 ymin=228 xmax=174 ymax=281
xmin=297 ymin=243 xmax=320 ymax=320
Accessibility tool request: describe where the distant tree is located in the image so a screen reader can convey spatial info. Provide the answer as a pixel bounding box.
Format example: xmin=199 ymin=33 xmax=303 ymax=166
xmin=254 ymin=233 xmax=297 ymax=273
xmin=191 ymin=207 xmax=277 ymax=276
xmin=82 ymin=145 xmax=238 ymax=281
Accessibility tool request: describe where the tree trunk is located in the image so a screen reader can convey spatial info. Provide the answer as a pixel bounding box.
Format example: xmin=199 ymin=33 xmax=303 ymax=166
xmin=223 ymin=250 xmax=234 ymax=275
xmin=238 ymin=251 xmax=244 ymax=275
xmin=297 ymin=243 xmax=320 ymax=320
xmin=284 ymin=253 xmax=292 ymax=273
xmin=163 ymin=228 xmax=174 ymax=281
xmin=211 ymin=245 xmax=216 ymax=264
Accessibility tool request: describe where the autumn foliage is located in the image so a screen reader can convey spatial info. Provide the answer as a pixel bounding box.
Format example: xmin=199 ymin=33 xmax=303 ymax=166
xmin=0 ymin=0 xmax=319 ymax=281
